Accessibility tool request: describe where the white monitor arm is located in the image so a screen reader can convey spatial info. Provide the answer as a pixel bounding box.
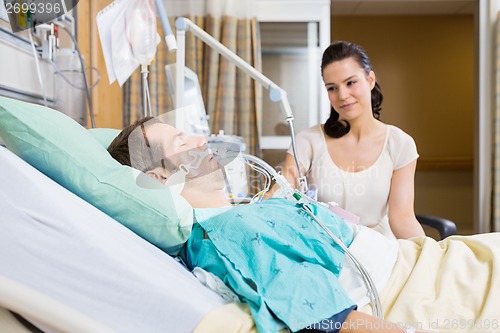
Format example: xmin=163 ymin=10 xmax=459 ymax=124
xmin=174 ymin=17 xmax=308 ymax=193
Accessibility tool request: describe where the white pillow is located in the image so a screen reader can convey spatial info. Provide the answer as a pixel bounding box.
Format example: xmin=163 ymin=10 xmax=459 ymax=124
xmin=0 ymin=147 xmax=226 ymax=333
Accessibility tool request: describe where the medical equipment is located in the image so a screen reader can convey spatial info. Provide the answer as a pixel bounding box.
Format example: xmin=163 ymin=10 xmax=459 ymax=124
xmin=27 ymin=27 xmax=48 ymax=106
xmin=1 ymin=1 xmax=91 ymax=126
xmin=209 ymin=133 xmax=248 ymax=200
xmin=54 ymin=48 xmax=87 ymax=126
xmin=174 ymin=17 xmax=309 ymax=194
xmin=24 ymin=14 xmax=95 ymax=127
xmin=239 ymin=153 xmax=384 ymax=319
xmin=152 ymin=0 xmax=176 ymax=52
xmin=53 ymin=21 xmax=96 ymax=127
xmin=165 ymin=55 xmax=249 ymax=200
xmin=299 ymin=204 xmax=384 ymax=319
xmin=162 ymin=137 xmax=246 ymax=198
xmin=126 ymin=0 xmax=159 ymax=118
xmin=165 ymin=64 xmax=210 ymax=136
xmin=97 ymin=0 xmax=177 ymax=117
xmin=126 ymin=0 xmax=157 ymax=67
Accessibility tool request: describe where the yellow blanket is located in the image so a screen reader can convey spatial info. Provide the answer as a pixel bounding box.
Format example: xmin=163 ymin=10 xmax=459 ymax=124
xmin=195 ymin=233 xmax=500 ymax=333
xmin=364 ymin=234 xmax=500 ymax=333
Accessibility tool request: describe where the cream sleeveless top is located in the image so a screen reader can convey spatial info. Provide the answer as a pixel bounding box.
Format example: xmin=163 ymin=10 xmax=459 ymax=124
xmin=288 ymin=124 xmax=418 ymax=239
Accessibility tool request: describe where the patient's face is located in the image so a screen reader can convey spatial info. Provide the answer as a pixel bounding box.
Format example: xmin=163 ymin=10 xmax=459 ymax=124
xmin=146 ymin=123 xmax=225 ymax=184
xmin=147 ymin=122 xmax=206 ymax=158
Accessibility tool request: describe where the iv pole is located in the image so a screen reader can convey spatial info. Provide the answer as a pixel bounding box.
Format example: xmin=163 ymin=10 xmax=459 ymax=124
xmin=174 ymin=17 xmax=308 ymax=194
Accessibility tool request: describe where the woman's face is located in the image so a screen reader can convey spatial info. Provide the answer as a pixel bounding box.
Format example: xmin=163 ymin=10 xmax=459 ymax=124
xmin=322 ymin=57 xmax=376 ymax=121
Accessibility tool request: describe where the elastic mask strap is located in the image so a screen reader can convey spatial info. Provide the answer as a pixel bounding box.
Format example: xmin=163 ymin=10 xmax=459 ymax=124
xmin=185 ymin=150 xmax=209 ymax=170
xmin=164 ymin=164 xmax=189 ymax=194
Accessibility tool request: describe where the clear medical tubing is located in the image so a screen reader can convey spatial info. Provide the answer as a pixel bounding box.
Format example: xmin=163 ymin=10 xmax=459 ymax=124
xmin=240 ymin=154 xmax=384 ymax=319
xmin=300 ymin=203 xmax=384 ymax=319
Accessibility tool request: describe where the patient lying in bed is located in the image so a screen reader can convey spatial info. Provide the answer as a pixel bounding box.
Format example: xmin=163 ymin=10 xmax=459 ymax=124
xmin=1 ymin=97 xmax=499 ymax=333
xmin=107 ymin=116 xmax=500 ymax=333
xmin=0 ymin=146 xmax=227 ymax=333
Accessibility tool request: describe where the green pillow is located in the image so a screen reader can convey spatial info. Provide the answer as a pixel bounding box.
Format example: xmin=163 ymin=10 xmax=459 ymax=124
xmin=0 ymin=96 xmax=192 ymax=255
xmin=88 ymin=128 xmax=121 ymax=149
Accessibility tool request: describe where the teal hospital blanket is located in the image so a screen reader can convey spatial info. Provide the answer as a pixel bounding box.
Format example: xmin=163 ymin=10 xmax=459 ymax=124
xmin=182 ymin=198 xmax=355 ymax=333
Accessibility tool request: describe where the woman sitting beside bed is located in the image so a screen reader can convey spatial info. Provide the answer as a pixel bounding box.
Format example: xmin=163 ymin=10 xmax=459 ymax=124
xmin=108 ymin=117 xmax=500 ymax=333
xmin=267 ymin=41 xmax=424 ymax=240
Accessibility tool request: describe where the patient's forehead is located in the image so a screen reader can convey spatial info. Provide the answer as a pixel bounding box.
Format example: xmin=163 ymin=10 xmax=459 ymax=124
xmin=147 ymin=123 xmax=180 ymax=149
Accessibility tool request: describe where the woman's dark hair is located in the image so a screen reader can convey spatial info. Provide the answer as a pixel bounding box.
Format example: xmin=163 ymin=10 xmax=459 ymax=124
xmin=321 ymin=41 xmax=383 ymax=138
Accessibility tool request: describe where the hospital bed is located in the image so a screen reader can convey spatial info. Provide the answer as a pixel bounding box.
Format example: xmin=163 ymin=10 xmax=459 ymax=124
xmin=5 ymin=96 xmax=494 ymax=333
xmin=0 ymin=141 xmax=265 ymax=333
xmin=0 ymin=96 xmax=259 ymax=333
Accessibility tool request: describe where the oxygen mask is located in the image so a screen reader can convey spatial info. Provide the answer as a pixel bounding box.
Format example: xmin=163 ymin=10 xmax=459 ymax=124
xmin=207 ymin=141 xmax=241 ymax=166
xmin=162 ymin=148 xmax=215 ymax=193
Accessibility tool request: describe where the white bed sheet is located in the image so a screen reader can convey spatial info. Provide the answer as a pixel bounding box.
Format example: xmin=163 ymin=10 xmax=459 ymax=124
xmin=0 ymin=147 xmax=226 ymax=333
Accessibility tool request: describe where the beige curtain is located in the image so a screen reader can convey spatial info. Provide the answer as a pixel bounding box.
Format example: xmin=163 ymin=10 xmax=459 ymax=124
xmin=493 ymin=12 xmax=500 ymax=231
xmin=122 ymin=14 xmax=262 ymax=159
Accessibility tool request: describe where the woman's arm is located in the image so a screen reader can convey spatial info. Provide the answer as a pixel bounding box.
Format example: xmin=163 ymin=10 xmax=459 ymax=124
xmin=387 ymin=160 xmax=425 ymax=239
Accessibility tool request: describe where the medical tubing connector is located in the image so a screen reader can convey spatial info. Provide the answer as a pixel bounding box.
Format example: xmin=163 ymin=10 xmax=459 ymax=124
xmin=298 ymin=201 xmax=384 ymax=320
xmin=141 ymin=65 xmax=153 ymax=117
xmin=285 ymin=116 xmax=308 ymax=193
xmin=241 ymin=154 xmax=295 ymax=197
